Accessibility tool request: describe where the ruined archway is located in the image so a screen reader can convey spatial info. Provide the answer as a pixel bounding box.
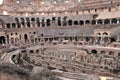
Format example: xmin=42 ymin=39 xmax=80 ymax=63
xmin=97 ymin=19 xmax=103 ymax=24
xmin=0 ymin=36 xmax=5 ymax=44
xmin=68 ymin=20 xmax=72 ymax=26
xmin=46 ymin=19 xmax=50 ymax=27
xmin=104 ymin=19 xmax=110 ymax=24
xmin=24 ymin=34 xmax=28 ymax=43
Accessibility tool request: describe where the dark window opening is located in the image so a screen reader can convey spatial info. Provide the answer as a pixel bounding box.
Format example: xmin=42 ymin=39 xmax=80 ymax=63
xmin=92 ymin=20 xmax=96 ymax=25
xmin=97 ymin=19 xmax=103 ymax=24
xmin=112 ymin=18 xmax=117 ymax=24
xmin=42 ymin=20 xmax=45 ymax=27
xmin=7 ymin=23 xmax=10 ymax=28
xmin=46 ymin=19 xmax=50 ymax=27
xmin=104 ymin=19 xmax=110 ymax=24
xmin=12 ymin=23 xmax=16 ymax=28
xmin=27 ymin=22 xmax=31 ymax=27
xmin=74 ymin=21 xmax=78 ymax=25
xmin=79 ymin=20 xmax=84 ymax=25
xmin=68 ymin=20 xmax=72 ymax=26
xmin=31 ymin=18 xmax=35 ymax=21
xmin=85 ymin=20 xmax=90 ymax=24
xmin=58 ymin=18 xmax=61 ymax=26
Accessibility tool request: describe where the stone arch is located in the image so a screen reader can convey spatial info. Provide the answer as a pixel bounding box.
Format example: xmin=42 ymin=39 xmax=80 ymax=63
xmin=36 ymin=18 xmax=40 ymax=27
xmin=26 ymin=22 xmax=31 ymax=27
xmin=91 ymin=49 xmax=97 ymax=54
xmin=97 ymin=33 xmax=101 ymax=35
xmin=91 ymin=20 xmax=96 ymax=25
xmin=30 ymin=50 xmax=34 ymax=54
xmin=31 ymin=17 xmax=35 ymax=21
xmin=26 ymin=17 xmax=30 ymax=22
xmin=109 ymin=51 xmax=114 ymax=55
xmin=36 ymin=50 xmax=39 ymax=54
xmin=97 ymin=19 xmax=103 ymax=24
xmin=104 ymin=19 xmax=110 ymax=24
xmin=36 ymin=17 xmax=40 ymax=22
xmin=35 ymin=38 xmax=38 ymax=43
xmin=102 ymin=32 xmax=109 ymax=43
xmin=85 ymin=20 xmax=90 ymax=24
xmin=118 ymin=53 xmax=120 ymax=56
xmin=7 ymin=23 xmax=11 ymax=28
xmin=46 ymin=19 xmax=50 ymax=27
xmin=21 ymin=17 xmax=25 ymax=22
xmin=0 ymin=36 xmax=5 ymax=44
xmin=24 ymin=34 xmax=28 ymax=43
xmin=57 ymin=17 xmax=62 ymax=26
xmin=79 ymin=20 xmax=84 ymax=25
xmin=100 ymin=50 xmax=106 ymax=54
xmin=110 ymin=37 xmax=116 ymax=43
xmin=12 ymin=23 xmax=16 ymax=28
xmin=96 ymin=33 xmax=101 ymax=44
xmin=74 ymin=20 xmax=78 ymax=25
xmin=68 ymin=20 xmax=72 ymax=26
xmin=17 ymin=23 xmax=21 ymax=28
xmin=102 ymin=32 xmax=108 ymax=35
xmin=15 ymin=17 xmax=19 ymax=22
xmin=111 ymin=18 xmax=117 ymax=24
xmin=63 ymin=17 xmax=67 ymax=26
xmin=42 ymin=19 xmax=45 ymax=27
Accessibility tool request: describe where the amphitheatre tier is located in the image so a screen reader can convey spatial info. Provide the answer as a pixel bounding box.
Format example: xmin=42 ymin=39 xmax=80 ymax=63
xmin=0 ymin=0 xmax=119 ymax=80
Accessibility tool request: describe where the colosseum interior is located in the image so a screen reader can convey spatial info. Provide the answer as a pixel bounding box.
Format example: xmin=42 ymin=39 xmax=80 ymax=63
xmin=0 ymin=0 xmax=120 ymax=80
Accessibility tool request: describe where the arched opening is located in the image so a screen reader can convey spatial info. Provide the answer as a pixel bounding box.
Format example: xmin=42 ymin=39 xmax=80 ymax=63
xmin=112 ymin=18 xmax=117 ymax=24
xmin=31 ymin=18 xmax=35 ymax=21
xmin=118 ymin=53 xmax=120 ymax=57
xmin=12 ymin=23 xmax=16 ymax=28
xmin=36 ymin=50 xmax=39 ymax=54
xmin=109 ymin=51 xmax=114 ymax=55
xmin=36 ymin=18 xmax=40 ymax=27
xmin=79 ymin=20 xmax=84 ymax=25
xmin=103 ymin=32 xmax=108 ymax=35
xmin=97 ymin=19 xmax=103 ymax=24
xmin=100 ymin=51 xmax=105 ymax=54
xmin=17 ymin=23 xmax=21 ymax=28
xmin=21 ymin=22 xmax=25 ymax=26
xmin=86 ymin=37 xmax=90 ymax=42
xmin=91 ymin=49 xmax=97 ymax=54
xmin=0 ymin=36 xmax=5 ymax=44
xmin=96 ymin=33 xmax=101 ymax=44
xmin=36 ymin=17 xmax=39 ymax=22
xmin=24 ymin=34 xmax=28 ymax=43
xmin=103 ymin=32 xmax=108 ymax=43
xmin=7 ymin=23 xmax=11 ymax=28
xmin=110 ymin=37 xmax=116 ymax=43
xmin=68 ymin=20 xmax=72 ymax=26
xmin=27 ymin=22 xmax=31 ymax=27
xmin=46 ymin=19 xmax=50 ymax=27
xmin=42 ymin=19 xmax=45 ymax=27
xmin=104 ymin=19 xmax=110 ymax=24
xmin=35 ymin=38 xmax=38 ymax=43
xmin=85 ymin=20 xmax=90 ymax=24
xmin=91 ymin=20 xmax=96 ymax=25
xmin=30 ymin=50 xmax=34 ymax=54
xmin=45 ymin=38 xmax=48 ymax=42
xmin=58 ymin=17 xmax=61 ymax=26
xmin=21 ymin=18 xmax=24 ymax=22
xmin=74 ymin=20 xmax=78 ymax=25
xmin=63 ymin=17 xmax=67 ymax=26
xmin=15 ymin=18 xmax=19 ymax=23
xmin=26 ymin=17 xmax=30 ymax=22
